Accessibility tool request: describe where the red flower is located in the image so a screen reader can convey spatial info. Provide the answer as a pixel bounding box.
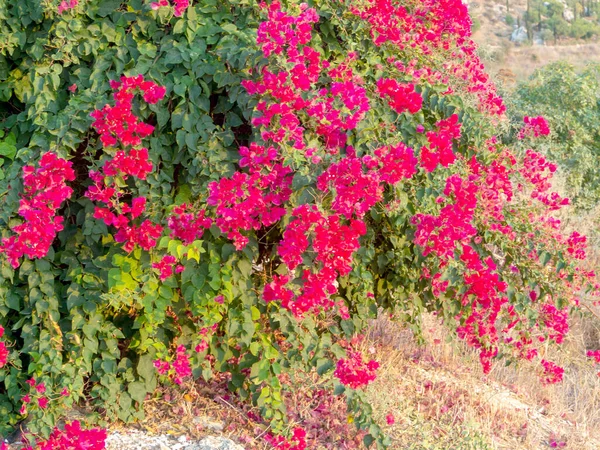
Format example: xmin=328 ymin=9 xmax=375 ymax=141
xmin=0 ymin=342 xmax=7 ymax=368
xmin=334 ymin=350 xmax=379 ymax=389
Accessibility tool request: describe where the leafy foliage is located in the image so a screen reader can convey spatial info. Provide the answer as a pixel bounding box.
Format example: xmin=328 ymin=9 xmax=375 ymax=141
xmin=0 ymin=0 xmax=597 ymax=448
xmin=506 ymin=62 xmax=600 ymax=209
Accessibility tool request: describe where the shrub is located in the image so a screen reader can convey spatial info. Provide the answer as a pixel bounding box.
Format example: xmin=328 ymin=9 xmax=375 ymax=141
xmin=506 ymin=62 xmax=600 ymax=209
xmin=0 ymin=0 xmax=597 ymax=447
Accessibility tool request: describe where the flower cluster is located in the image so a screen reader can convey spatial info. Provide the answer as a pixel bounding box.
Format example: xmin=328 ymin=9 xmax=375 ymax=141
xmin=244 ymin=2 xmax=372 ymax=153
xmin=152 ymin=255 xmax=184 ymax=281
xmin=376 ymin=78 xmax=422 ymax=115
xmin=102 ymin=148 xmax=153 ymax=180
xmin=154 ymin=345 xmax=192 ymax=385
xmin=19 ymin=379 xmax=68 ymax=415
xmin=265 ymin=427 xmax=307 ymax=450
xmin=351 ymin=0 xmax=505 ymax=115
xmin=587 ymin=349 xmax=600 ymax=363
xmin=316 ymin=154 xmax=382 ymax=218
xmin=265 ymin=205 xmax=366 ymax=317
xmin=57 ymin=0 xmax=78 ymax=14
xmin=0 ymin=326 xmax=8 ymax=368
xmin=316 ymin=144 xmax=416 ymax=219
xmin=88 ymin=75 xmax=166 ymax=253
xmin=28 ymin=421 xmax=106 ymax=450
xmin=151 ymin=0 xmax=189 ymax=17
xmin=519 ymin=149 xmax=570 ymax=211
xmin=90 ymin=76 xmax=164 ymax=148
xmin=306 ymin=80 xmax=370 ymax=150
xmin=566 ymin=231 xmax=587 ymax=260
xmin=520 ymin=149 xmax=556 ymax=192
xmin=539 ymin=304 xmax=569 ymax=344
xmin=207 ymin=143 xmax=292 ymax=250
xmin=172 ymin=345 xmax=192 ymax=385
xmin=334 ymin=349 xmax=379 ymax=389
xmin=256 ymin=1 xmax=318 ymax=57
xmin=167 ymin=204 xmax=212 ymax=244
xmin=0 ymin=152 xmax=75 ymax=268
xmin=469 ymin=151 xmax=516 ymax=238
xmin=540 ymin=359 xmax=564 ymax=384
xmin=586 ymin=350 xmax=600 ymax=376
xmin=518 ymin=115 xmax=550 ymax=139
xmin=456 ymin=245 xmax=508 ymax=373
xmin=420 ymin=114 xmax=461 ymax=172
xmin=412 ymin=174 xmax=478 ymax=259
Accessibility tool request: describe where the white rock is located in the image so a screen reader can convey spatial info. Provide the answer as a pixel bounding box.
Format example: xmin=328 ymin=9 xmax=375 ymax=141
xmin=193 ymin=416 xmax=225 ymax=432
xmin=564 ymin=8 xmax=574 ymax=21
xmin=510 ymin=26 xmax=528 ymax=43
xmin=196 ymin=436 xmax=245 ymax=450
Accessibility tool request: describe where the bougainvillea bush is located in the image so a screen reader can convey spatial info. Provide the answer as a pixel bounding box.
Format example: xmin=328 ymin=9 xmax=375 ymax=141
xmin=0 ymin=0 xmax=598 ymax=447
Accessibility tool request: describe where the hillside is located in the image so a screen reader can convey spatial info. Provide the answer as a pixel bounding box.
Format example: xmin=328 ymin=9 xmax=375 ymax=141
xmin=469 ymin=0 xmax=600 ymax=80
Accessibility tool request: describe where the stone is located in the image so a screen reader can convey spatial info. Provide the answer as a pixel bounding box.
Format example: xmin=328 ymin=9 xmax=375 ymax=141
xmin=196 ymin=436 xmax=245 ymax=450
xmin=510 ymin=26 xmax=528 ymax=44
xmin=193 ymin=416 xmax=225 ymax=432
xmin=563 ymin=8 xmax=574 ymax=21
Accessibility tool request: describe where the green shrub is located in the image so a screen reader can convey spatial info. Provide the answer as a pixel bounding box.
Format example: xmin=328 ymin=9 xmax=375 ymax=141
xmin=0 ymin=1 xmax=595 ymax=448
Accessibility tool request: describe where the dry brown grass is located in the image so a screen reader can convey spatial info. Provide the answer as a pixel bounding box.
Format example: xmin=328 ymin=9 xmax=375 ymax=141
xmin=484 ymin=43 xmax=600 ymax=83
xmin=364 ymin=312 xmax=600 ymax=449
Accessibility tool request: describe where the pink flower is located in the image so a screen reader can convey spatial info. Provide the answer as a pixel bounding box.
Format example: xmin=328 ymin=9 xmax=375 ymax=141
xmin=386 ymin=413 xmax=395 ymax=425
xmin=38 ymin=397 xmax=49 ymax=409
xmin=153 ymin=359 xmax=170 ymax=375
xmin=68 ymin=83 xmax=77 ymax=93
xmin=152 ymin=255 xmax=178 ymax=281
xmin=57 ymin=0 xmax=78 ymax=14
xmin=0 ymin=153 xmax=74 ymax=268
xmin=540 ymin=359 xmax=564 ymax=384
xmin=376 ymin=78 xmax=422 ymax=114
xmin=195 ymin=340 xmax=208 ymax=353
xmin=172 ymin=346 xmax=192 ymax=385
xmin=0 ymin=342 xmax=8 ymax=368
xmin=36 ymin=421 xmax=107 ymax=450
xmin=334 ymin=350 xmax=379 ymax=389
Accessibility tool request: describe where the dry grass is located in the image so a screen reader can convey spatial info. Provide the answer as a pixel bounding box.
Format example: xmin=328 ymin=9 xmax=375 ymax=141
xmin=364 ymin=313 xmax=600 ymax=449
xmin=484 ymin=43 xmax=600 ymax=83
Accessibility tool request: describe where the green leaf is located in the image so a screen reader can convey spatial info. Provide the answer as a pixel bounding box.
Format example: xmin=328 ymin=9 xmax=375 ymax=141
xmin=96 ymin=0 xmax=122 ymax=17
xmin=128 ymin=381 xmax=147 ymax=404
xmin=137 ymin=354 xmax=156 ymax=382
xmin=316 ymin=359 xmax=334 ymax=376
xmin=249 ymin=342 xmax=260 ymax=356
xmin=540 ymin=251 xmax=552 ymax=266
xmin=0 ymin=142 xmax=16 ymax=160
